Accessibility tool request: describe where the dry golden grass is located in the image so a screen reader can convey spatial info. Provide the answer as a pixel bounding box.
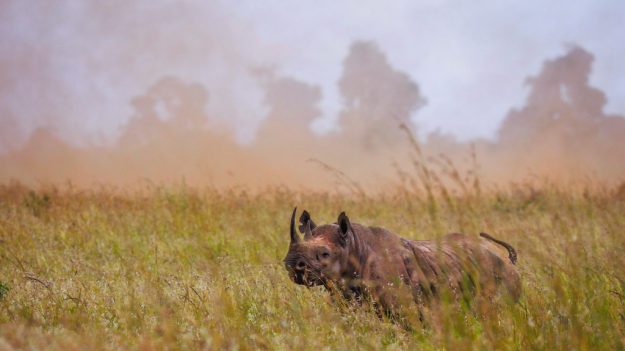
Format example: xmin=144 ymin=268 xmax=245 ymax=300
xmin=0 ymin=180 xmax=624 ymax=350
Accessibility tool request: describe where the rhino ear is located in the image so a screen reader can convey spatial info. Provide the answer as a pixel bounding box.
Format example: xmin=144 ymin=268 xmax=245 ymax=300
xmin=337 ymin=211 xmax=352 ymax=246
xmin=298 ymin=210 xmax=317 ymax=234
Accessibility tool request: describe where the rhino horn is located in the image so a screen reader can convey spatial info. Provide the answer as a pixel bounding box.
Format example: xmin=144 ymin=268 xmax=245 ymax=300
xmin=290 ymin=207 xmax=300 ymax=245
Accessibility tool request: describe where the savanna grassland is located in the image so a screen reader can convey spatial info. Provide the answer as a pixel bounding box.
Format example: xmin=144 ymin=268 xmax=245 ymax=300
xmin=1 ymin=180 xmax=624 ymax=350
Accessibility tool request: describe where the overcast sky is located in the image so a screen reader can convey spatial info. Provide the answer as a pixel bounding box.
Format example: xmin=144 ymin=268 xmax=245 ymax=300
xmin=1 ymin=0 xmax=624 ymax=149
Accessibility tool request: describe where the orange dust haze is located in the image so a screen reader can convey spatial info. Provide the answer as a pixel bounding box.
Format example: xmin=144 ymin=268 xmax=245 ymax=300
xmin=1 ymin=44 xmax=624 ymax=191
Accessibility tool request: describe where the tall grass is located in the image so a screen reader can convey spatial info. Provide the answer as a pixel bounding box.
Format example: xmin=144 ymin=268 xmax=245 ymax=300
xmin=1 ymin=178 xmax=624 ymax=350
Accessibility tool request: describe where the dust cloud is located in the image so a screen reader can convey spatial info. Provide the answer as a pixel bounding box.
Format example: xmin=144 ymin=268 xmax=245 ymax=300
xmin=338 ymin=41 xmax=426 ymax=151
xmin=1 ymin=42 xmax=624 ymax=190
xmin=492 ymin=46 xmax=625 ymax=181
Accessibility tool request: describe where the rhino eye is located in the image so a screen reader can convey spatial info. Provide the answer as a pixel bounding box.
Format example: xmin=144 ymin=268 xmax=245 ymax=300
xmin=316 ymin=248 xmax=331 ymax=261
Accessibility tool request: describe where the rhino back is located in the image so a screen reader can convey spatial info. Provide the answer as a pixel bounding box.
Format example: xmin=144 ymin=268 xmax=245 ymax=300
xmin=401 ymin=234 xmax=521 ymax=301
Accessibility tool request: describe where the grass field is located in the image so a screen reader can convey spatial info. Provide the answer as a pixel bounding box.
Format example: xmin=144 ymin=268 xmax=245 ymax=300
xmin=1 ymin=181 xmax=624 ymax=350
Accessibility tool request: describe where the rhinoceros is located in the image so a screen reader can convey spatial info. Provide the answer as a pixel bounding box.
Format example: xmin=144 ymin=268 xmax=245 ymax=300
xmin=283 ymin=208 xmax=521 ymax=312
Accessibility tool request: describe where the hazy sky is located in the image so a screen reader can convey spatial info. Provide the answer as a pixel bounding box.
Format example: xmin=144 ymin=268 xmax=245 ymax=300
xmin=1 ymin=0 xmax=624 ymax=150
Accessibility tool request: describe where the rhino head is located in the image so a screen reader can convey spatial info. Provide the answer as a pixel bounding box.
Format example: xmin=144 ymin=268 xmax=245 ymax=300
xmin=283 ymin=207 xmax=354 ymax=287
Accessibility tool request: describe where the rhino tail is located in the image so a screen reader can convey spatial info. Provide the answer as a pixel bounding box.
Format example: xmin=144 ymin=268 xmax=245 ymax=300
xmin=480 ymin=232 xmax=517 ymax=265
